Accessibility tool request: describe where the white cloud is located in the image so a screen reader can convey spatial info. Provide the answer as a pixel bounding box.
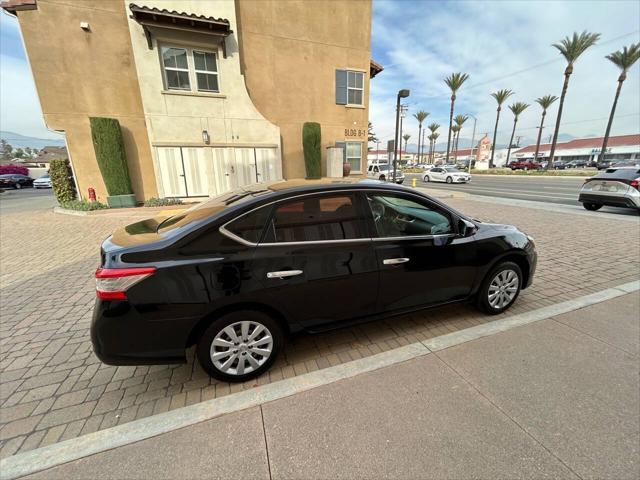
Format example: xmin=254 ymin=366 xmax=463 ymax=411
xmin=370 ymin=0 xmax=640 ymax=147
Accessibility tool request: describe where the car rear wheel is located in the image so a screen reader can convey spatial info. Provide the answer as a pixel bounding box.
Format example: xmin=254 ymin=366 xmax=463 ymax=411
xmin=379 ymin=175 xmax=386 ymax=181
xmin=582 ymin=202 xmax=602 ymax=211
xmin=446 ymin=176 xmax=453 ymax=184
xmin=196 ymin=310 xmax=283 ymax=382
xmin=477 ymin=261 xmax=522 ymax=315
xmin=15 ymin=183 xmax=21 ymax=189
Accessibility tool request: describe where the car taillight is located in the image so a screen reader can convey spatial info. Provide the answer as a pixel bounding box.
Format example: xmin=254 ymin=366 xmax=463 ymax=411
xmin=95 ymin=267 xmax=156 ymax=300
xmin=631 ymin=178 xmax=639 ymax=190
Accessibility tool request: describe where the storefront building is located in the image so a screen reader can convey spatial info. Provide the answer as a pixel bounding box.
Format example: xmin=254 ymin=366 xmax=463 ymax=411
xmin=3 ymin=0 xmax=379 ymax=201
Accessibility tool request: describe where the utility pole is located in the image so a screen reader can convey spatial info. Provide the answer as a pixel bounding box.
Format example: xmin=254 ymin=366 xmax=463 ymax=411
xmin=393 ymin=90 xmax=410 ymax=183
xmin=467 ymin=114 xmax=477 ymax=173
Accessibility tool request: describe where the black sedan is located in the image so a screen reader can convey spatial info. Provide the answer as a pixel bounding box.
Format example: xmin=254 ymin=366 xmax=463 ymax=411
xmin=0 ymin=174 xmax=34 ymax=189
xmin=92 ymin=179 xmax=537 ymax=382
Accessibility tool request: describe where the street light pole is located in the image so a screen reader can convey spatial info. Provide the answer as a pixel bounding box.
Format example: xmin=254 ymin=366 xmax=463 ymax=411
xmin=393 ymin=89 xmax=410 ymax=183
xmin=467 ymin=114 xmax=477 ymax=173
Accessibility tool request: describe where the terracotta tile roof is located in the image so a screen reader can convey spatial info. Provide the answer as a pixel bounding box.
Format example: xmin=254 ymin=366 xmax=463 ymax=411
xmin=370 ymin=59 xmax=384 ymax=78
xmin=128 ymin=3 xmax=230 ymax=25
xmin=0 ymin=0 xmax=37 ymax=13
xmin=515 ymin=134 xmax=640 ymax=153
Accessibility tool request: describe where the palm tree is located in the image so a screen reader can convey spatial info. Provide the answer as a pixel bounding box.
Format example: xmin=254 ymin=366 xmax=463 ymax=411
xmin=402 ymin=133 xmax=411 ymax=154
xmin=505 ymin=102 xmax=530 ymax=165
xmin=444 ymin=73 xmax=470 ymax=163
xmin=489 ymin=89 xmax=514 ymax=168
xmin=428 ymin=132 xmax=440 ymax=164
xmin=533 ymin=95 xmax=559 ymax=166
xmin=547 ymin=31 xmax=601 ymax=168
xmin=599 ymin=43 xmax=640 ymax=164
xmin=413 ymin=111 xmax=429 ymax=163
xmin=450 ymin=125 xmax=461 ymax=161
xmin=427 ymin=123 xmax=440 ymax=163
xmin=453 ymin=114 xmax=469 ymax=159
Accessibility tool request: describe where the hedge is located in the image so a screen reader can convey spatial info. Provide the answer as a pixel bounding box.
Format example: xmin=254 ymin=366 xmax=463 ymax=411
xmin=90 ymin=117 xmax=133 ymax=196
xmin=302 ymin=122 xmax=321 ymax=179
xmin=49 ymin=158 xmax=76 ymax=204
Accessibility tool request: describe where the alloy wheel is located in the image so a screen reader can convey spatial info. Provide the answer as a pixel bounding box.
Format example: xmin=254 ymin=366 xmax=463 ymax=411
xmin=488 ymin=269 xmax=519 ymax=310
xmin=210 ymin=321 xmax=273 ymax=376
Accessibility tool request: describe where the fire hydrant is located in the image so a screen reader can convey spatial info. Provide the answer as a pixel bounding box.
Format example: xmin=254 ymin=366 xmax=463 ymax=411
xmin=412 ymin=177 xmax=417 ymax=188
xmin=88 ymin=187 xmax=96 ymax=202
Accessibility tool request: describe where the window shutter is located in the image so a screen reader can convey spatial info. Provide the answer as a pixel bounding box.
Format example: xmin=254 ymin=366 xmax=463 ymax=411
xmin=335 ymin=70 xmax=347 ymax=105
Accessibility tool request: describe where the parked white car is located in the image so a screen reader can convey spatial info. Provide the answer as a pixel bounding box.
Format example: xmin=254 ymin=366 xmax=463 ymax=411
xmin=33 ymin=174 xmax=52 ymax=189
xmin=367 ymin=164 xmax=405 ymax=184
xmin=423 ymin=166 xmax=471 ymax=184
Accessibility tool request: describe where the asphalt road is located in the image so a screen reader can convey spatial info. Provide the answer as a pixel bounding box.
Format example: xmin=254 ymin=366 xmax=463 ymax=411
xmin=0 ymin=187 xmax=56 ymax=214
xmin=407 ymin=173 xmax=589 ymax=206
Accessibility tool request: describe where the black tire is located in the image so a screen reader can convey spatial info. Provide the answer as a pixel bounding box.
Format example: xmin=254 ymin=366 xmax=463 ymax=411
xmin=14 ymin=183 xmax=21 ymax=189
xmin=476 ymin=261 xmax=523 ymax=315
xmin=424 ymin=175 xmax=430 ymax=182
xmin=196 ymin=310 xmax=284 ymax=382
xmin=379 ymin=175 xmax=386 ymax=181
xmin=582 ymin=202 xmax=602 ymax=211
xmin=446 ymin=176 xmax=453 ymax=184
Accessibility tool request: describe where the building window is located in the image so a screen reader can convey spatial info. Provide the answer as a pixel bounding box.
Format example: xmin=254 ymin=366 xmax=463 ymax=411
xmin=162 ymin=47 xmax=190 ymax=90
xmin=335 ymin=69 xmax=364 ymax=105
xmin=336 ymin=141 xmax=363 ymax=172
xmin=160 ymin=46 xmax=219 ymax=93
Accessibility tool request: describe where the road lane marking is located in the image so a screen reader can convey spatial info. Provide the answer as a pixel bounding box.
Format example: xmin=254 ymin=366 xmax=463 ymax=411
xmin=2 ymin=281 xmax=638 ymax=480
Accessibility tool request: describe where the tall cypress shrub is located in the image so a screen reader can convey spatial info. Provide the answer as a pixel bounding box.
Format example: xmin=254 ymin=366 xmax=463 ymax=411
xmin=49 ymin=158 xmax=75 ymax=204
xmin=302 ymin=122 xmax=321 ymax=179
xmin=90 ymin=117 xmax=133 ymax=196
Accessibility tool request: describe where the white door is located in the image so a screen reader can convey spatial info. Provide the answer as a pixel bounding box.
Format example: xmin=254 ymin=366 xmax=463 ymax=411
xmin=255 ymin=148 xmax=280 ymax=183
xmin=156 ymin=147 xmax=187 ymax=197
xmin=233 ymin=148 xmax=258 ymax=187
xmin=181 ymin=147 xmax=208 ymax=197
xmin=212 ymin=148 xmax=235 ymax=193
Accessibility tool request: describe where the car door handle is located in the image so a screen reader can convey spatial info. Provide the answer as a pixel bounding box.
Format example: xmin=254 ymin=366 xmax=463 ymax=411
xmin=267 ymin=270 xmax=303 ymax=279
xmin=383 ymin=258 xmax=410 ymax=265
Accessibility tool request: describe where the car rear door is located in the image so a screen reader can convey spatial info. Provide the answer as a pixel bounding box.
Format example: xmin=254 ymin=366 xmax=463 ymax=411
xmin=250 ymin=191 xmax=379 ymax=331
xmin=364 ymin=190 xmax=477 ymax=313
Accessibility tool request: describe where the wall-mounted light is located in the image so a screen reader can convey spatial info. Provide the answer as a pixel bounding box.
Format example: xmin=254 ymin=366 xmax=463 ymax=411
xmin=202 ymin=130 xmax=210 ymax=144
xmin=80 ymin=22 xmax=91 ymax=31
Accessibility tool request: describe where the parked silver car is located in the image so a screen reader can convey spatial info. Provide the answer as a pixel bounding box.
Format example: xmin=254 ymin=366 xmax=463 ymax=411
xmin=578 ymin=167 xmax=640 ymax=212
xmin=33 ymin=174 xmax=52 ymax=189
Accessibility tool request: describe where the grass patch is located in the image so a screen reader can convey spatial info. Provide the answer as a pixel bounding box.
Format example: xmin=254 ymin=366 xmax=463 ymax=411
xmin=471 ymin=168 xmax=595 ymax=176
xmin=143 ymin=197 xmax=183 ymax=207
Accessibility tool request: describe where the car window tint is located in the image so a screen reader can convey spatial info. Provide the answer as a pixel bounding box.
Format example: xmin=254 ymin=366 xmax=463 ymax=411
xmin=366 ymin=194 xmax=452 ymax=237
xmin=225 ymin=205 xmax=272 ymax=243
xmin=267 ymin=194 xmax=367 ymax=243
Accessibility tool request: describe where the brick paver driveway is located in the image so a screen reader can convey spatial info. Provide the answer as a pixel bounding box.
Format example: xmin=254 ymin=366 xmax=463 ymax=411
xmin=1 ymin=194 xmax=639 ymax=457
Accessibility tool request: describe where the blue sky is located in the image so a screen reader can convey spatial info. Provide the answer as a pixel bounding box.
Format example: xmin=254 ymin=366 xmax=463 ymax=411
xmin=370 ymin=0 xmax=640 ymax=147
xmin=1 ymin=1 xmax=640 ymax=146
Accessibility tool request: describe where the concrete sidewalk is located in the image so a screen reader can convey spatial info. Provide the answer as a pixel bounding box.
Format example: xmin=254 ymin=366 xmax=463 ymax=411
xmin=21 ymin=292 xmax=639 ymax=480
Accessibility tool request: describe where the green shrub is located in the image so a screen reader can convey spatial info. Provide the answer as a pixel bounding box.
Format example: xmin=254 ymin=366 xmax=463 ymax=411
xmin=90 ymin=117 xmax=133 ymax=196
xmin=143 ymin=197 xmax=183 ymax=207
xmin=302 ymin=122 xmax=321 ymax=179
xmin=61 ymin=199 xmax=108 ymax=211
xmin=49 ymin=158 xmax=76 ymax=204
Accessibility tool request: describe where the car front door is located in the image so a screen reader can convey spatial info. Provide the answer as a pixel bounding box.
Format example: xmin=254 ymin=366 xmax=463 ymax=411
xmin=250 ymin=192 xmax=379 ymax=331
xmin=364 ymin=190 xmax=477 ymax=313
xmin=430 ymin=168 xmax=443 ymax=182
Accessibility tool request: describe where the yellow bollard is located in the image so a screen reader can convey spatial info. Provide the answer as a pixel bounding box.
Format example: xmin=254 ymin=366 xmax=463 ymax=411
xmin=412 ymin=177 xmax=417 ymax=188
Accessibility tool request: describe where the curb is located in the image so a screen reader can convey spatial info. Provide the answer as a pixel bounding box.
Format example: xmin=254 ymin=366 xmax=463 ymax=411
xmin=52 ymin=205 xmax=192 ymax=218
xmin=1 ymin=280 xmax=638 ymax=480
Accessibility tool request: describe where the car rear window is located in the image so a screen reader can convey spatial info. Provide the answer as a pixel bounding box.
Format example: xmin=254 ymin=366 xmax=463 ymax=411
xmin=594 ymin=168 xmax=640 ymax=181
xmin=264 ymin=193 xmax=367 ymax=243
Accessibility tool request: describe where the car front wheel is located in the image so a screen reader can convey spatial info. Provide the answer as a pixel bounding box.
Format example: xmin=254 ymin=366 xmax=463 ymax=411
xmin=424 ymin=175 xmax=430 ymax=182
xmin=196 ymin=310 xmax=284 ymax=382
xmin=446 ymin=176 xmax=453 ymax=184
xmin=582 ymin=202 xmax=602 ymax=211
xmin=477 ymin=261 xmax=522 ymax=315
xmin=14 ymin=183 xmax=21 ymax=189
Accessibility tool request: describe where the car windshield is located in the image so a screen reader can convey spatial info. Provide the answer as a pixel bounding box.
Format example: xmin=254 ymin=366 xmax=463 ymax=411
xmin=39 ymin=174 xmax=49 ymax=179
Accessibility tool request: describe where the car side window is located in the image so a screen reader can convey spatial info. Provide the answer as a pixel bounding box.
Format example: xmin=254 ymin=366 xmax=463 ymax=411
xmin=225 ymin=205 xmax=272 ymax=244
xmin=373 ymin=166 xmax=379 ymax=173
xmin=366 ymin=193 xmax=453 ymax=237
xmin=264 ymin=193 xmax=368 ymax=243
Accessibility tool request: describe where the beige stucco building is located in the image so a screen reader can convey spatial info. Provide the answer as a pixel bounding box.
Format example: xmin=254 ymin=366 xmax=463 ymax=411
xmin=3 ymin=0 xmax=379 ymax=201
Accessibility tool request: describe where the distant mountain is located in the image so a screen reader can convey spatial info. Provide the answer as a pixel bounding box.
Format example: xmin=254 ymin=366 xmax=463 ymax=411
xmin=0 ymin=131 xmax=65 ymax=149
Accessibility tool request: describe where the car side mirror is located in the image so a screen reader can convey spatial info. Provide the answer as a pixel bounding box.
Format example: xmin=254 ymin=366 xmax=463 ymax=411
xmin=458 ymin=218 xmax=477 ymax=237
